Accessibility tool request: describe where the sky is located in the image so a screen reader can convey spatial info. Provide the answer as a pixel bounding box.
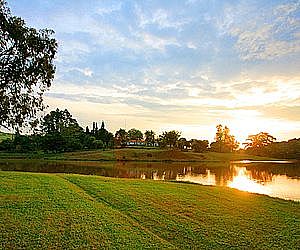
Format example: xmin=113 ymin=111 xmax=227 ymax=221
xmin=9 ymin=0 xmax=300 ymax=143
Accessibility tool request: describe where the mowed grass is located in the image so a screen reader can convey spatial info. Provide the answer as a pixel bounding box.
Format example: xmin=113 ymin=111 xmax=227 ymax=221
xmin=62 ymin=149 xmax=278 ymax=162
xmin=1 ymin=171 xmax=299 ymax=249
xmin=0 ymin=148 xmax=278 ymax=162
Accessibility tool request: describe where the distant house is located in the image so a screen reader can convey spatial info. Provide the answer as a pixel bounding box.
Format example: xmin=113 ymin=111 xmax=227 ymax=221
xmin=126 ymin=139 xmax=145 ymax=146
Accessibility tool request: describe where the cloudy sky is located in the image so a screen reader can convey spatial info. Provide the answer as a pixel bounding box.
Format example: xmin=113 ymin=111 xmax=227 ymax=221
xmin=10 ymin=0 xmax=300 ymax=143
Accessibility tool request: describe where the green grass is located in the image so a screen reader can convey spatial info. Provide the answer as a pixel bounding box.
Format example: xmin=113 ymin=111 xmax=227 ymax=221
xmin=0 ymin=132 xmax=12 ymax=142
xmin=0 ymin=148 xmax=279 ymax=162
xmin=1 ymin=171 xmax=299 ymax=249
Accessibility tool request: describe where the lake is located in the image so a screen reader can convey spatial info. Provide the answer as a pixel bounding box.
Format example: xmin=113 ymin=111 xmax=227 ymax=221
xmin=0 ymin=159 xmax=299 ymax=201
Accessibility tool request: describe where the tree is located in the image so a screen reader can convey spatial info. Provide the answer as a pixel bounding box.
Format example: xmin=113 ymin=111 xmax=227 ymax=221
xmin=244 ymin=132 xmax=276 ymax=150
xmin=41 ymin=109 xmax=83 ymax=152
xmin=127 ymin=128 xmax=143 ymax=141
xmin=211 ymin=124 xmax=239 ymax=152
xmin=115 ymin=128 xmax=128 ymax=147
xmin=191 ymin=139 xmax=209 ymax=153
xmin=144 ymin=130 xmax=156 ymax=146
xmin=0 ymin=0 xmax=57 ymax=130
xmin=178 ymin=138 xmax=191 ymax=150
xmin=158 ymin=130 xmax=181 ymax=148
xmin=94 ymin=121 xmax=113 ymax=148
xmin=42 ymin=109 xmax=79 ymax=134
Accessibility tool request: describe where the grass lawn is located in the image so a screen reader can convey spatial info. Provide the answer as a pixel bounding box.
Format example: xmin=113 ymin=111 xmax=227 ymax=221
xmin=0 ymin=148 xmax=279 ymax=162
xmin=1 ymin=171 xmax=299 ymax=249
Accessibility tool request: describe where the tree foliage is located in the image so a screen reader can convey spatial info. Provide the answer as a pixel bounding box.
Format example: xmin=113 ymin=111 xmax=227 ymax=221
xmin=144 ymin=130 xmax=156 ymax=146
xmin=244 ymin=132 xmax=276 ymax=150
xmin=191 ymin=139 xmax=209 ymax=153
xmin=115 ymin=128 xmax=128 ymax=147
xmin=127 ymin=128 xmax=143 ymax=141
xmin=41 ymin=109 xmax=83 ymax=152
xmin=0 ymin=0 xmax=57 ymax=129
xmin=159 ymin=130 xmax=181 ymax=148
xmin=211 ymin=124 xmax=239 ymax=152
xmin=92 ymin=121 xmax=114 ymax=148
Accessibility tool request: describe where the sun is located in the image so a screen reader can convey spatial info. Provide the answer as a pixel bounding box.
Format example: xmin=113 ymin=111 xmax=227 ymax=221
xmin=224 ymin=109 xmax=287 ymax=146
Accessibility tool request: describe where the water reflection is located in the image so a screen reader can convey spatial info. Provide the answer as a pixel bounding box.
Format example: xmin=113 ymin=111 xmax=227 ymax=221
xmin=176 ymin=170 xmax=216 ymax=186
xmin=0 ymin=159 xmax=299 ymax=201
xmin=227 ymin=167 xmax=271 ymax=196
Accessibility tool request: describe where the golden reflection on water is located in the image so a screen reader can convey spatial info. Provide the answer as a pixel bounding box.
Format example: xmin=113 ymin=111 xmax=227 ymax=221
xmin=176 ymin=169 xmax=216 ymax=186
xmin=152 ymin=171 xmax=165 ymax=180
xmin=175 ymin=164 xmax=300 ymax=201
xmin=227 ymin=167 xmax=271 ymax=195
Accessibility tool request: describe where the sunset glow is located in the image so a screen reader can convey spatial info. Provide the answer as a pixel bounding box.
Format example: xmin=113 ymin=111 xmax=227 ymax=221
xmin=227 ymin=167 xmax=271 ymax=195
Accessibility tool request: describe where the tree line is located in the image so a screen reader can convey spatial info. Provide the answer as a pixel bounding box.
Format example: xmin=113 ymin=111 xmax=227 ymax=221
xmin=1 ymin=108 xmax=299 ymax=159
xmin=0 ymin=109 xmax=208 ymax=153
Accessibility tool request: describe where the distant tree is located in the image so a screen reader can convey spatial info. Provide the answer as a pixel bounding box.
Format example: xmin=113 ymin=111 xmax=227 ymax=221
xmin=211 ymin=124 xmax=239 ymax=152
xmin=215 ymin=124 xmax=223 ymax=142
xmin=41 ymin=109 xmax=83 ymax=152
xmin=11 ymin=132 xmax=34 ymax=152
xmin=159 ymin=130 xmax=181 ymax=148
xmin=144 ymin=130 xmax=156 ymax=146
xmin=191 ymin=139 xmax=209 ymax=153
xmin=92 ymin=122 xmax=98 ymax=134
xmin=94 ymin=121 xmax=114 ymax=148
xmin=42 ymin=109 xmax=78 ymax=134
xmin=178 ymin=138 xmax=191 ymax=150
xmin=100 ymin=120 xmax=105 ymax=130
xmin=0 ymin=0 xmax=57 ymax=130
xmin=115 ymin=128 xmax=127 ymax=147
xmin=244 ymin=132 xmax=276 ymax=150
xmin=127 ymin=128 xmax=143 ymax=141
xmin=92 ymin=139 xmax=104 ymax=149
xmin=0 ymin=138 xmax=13 ymax=151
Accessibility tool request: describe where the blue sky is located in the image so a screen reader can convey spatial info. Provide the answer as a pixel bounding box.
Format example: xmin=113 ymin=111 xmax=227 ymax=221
xmin=10 ymin=0 xmax=300 ymax=142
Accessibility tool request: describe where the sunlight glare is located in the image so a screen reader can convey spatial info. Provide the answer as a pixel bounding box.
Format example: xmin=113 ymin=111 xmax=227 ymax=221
xmin=227 ymin=167 xmax=271 ymax=195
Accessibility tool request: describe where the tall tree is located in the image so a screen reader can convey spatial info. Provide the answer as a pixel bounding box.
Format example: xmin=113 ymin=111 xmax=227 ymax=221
xmin=41 ymin=109 xmax=83 ymax=152
xmin=211 ymin=124 xmax=239 ymax=152
xmin=95 ymin=121 xmax=114 ymax=148
xmin=159 ymin=130 xmax=181 ymax=148
xmin=115 ymin=128 xmax=128 ymax=147
xmin=0 ymin=0 xmax=57 ymax=130
xmin=144 ymin=130 xmax=156 ymax=146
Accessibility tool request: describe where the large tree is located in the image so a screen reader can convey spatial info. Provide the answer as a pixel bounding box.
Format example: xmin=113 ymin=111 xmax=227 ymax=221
xmin=115 ymin=128 xmax=128 ymax=147
xmin=144 ymin=130 xmax=156 ymax=146
xmin=211 ymin=124 xmax=239 ymax=152
xmin=191 ymin=139 xmax=209 ymax=153
xmin=127 ymin=128 xmax=143 ymax=141
xmin=41 ymin=109 xmax=83 ymax=152
xmin=0 ymin=0 xmax=57 ymax=130
xmin=159 ymin=130 xmax=181 ymax=148
xmin=244 ymin=132 xmax=276 ymax=150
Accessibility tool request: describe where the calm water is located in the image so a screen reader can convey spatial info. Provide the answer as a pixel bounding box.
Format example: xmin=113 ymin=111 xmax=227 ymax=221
xmin=0 ymin=159 xmax=299 ymax=201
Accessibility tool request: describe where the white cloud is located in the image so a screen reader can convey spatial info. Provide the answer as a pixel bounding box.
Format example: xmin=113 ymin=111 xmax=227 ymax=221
xmin=80 ymin=68 xmax=93 ymax=77
xmin=186 ymin=42 xmax=197 ymax=49
xmin=96 ymin=3 xmax=122 ymax=15
xmin=135 ymin=5 xmax=190 ymax=30
xmin=219 ymin=1 xmax=300 ymax=60
xmin=135 ymin=32 xmax=180 ymax=51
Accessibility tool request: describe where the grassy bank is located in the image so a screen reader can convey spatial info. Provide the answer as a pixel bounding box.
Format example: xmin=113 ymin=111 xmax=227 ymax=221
xmin=1 ymin=171 xmax=299 ymax=249
xmin=0 ymin=148 xmax=278 ymax=162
